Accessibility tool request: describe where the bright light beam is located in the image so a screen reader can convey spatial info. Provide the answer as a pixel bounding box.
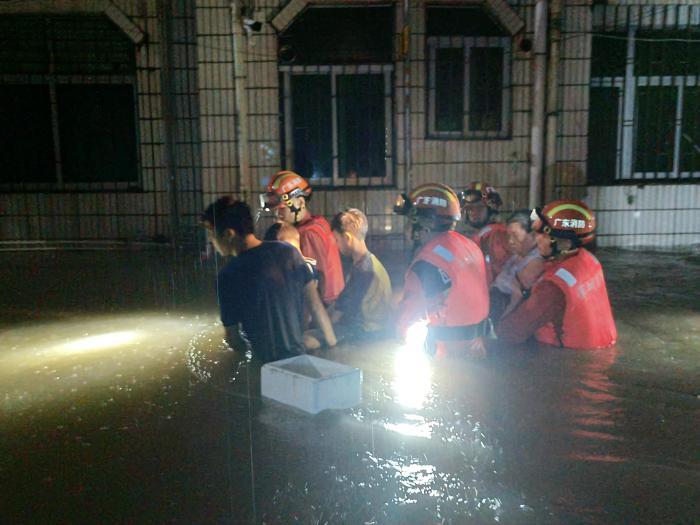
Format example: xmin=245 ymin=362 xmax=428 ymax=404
xmin=52 ymin=330 xmax=140 ymax=355
xmin=393 ymin=321 xmax=432 ymax=409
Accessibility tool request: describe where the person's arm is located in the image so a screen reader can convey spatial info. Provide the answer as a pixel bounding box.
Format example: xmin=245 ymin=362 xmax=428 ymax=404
xmin=218 ymin=271 xmax=247 ymax=351
xmin=224 ymin=324 xmax=249 ymax=352
xmin=496 ymin=280 xmax=565 ymax=345
xmin=397 ymin=261 xmax=450 ymax=339
xmin=304 ymin=281 xmax=337 ymax=347
xmin=333 ymin=263 xmax=374 ymax=325
xmin=517 ymin=257 xmax=545 ymax=290
xmin=397 ymin=270 xmax=428 ymax=340
xmin=502 ymin=258 xmax=546 ymax=318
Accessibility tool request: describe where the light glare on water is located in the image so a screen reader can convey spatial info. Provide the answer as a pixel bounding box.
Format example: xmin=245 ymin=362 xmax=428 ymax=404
xmin=0 ymin=248 xmax=698 ymax=524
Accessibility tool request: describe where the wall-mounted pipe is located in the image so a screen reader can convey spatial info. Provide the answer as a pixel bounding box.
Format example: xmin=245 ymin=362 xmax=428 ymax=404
xmin=158 ymin=0 xmax=180 ymax=245
xmin=402 ymin=0 xmax=413 ymax=193
xmin=231 ymin=0 xmax=252 ymax=201
xmin=529 ymin=0 xmax=547 ymax=208
xmin=544 ymin=0 xmax=561 ymax=201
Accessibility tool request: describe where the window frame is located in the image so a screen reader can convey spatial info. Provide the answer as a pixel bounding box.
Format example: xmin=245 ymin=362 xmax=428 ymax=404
xmin=589 ymin=30 xmax=700 ymax=184
xmin=426 ymin=35 xmax=512 ymax=140
xmin=0 ymin=16 xmax=141 ymax=192
xmin=280 ymin=64 xmax=394 ymax=188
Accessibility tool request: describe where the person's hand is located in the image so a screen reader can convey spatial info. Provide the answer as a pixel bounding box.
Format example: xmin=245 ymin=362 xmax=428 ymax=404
xmin=303 ymin=333 xmax=322 ymax=350
xmin=467 ymin=339 xmax=487 ymax=359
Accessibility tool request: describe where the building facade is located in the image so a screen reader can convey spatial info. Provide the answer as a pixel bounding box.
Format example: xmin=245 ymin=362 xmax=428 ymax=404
xmin=1 ymin=0 xmax=698 ymax=249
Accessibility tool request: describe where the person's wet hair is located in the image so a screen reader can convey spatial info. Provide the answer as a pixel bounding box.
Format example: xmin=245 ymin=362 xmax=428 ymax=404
xmin=201 ymin=197 xmax=254 ymax=236
xmin=331 ymin=208 xmax=368 ymax=241
xmin=263 ymin=222 xmax=282 ymax=241
xmin=506 ymin=209 xmax=533 ymax=233
xmin=264 ymin=222 xmax=300 ymax=244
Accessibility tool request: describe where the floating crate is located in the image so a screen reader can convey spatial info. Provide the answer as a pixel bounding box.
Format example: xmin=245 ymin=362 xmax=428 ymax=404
xmin=261 ymin=354 xmax=362 ymax=414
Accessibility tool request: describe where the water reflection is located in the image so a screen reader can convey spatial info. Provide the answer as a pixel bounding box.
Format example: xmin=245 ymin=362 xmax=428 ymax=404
xmin=384 ymin=414 xmax=434 ymax=439
xmin=563 ymin=346 xmax=627 ymax=463
xmin=1 ymin=249 xmax=699 ymax=524
xmin=0 ymin=313 xmax=218 ymax=413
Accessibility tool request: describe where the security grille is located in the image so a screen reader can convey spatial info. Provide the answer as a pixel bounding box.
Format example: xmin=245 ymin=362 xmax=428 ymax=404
xmin=588 ymin=5 xmax=700 ymax=184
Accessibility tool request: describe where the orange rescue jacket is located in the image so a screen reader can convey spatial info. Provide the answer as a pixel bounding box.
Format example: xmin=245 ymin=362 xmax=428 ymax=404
xmin=535 ymin=248 xmax=617 ymax=349
xmin=399 ymin=231 xmax=489 ymax=336
xmin=470 ymin=223 xmax=510 ymax=285
xmin=297 ymin=215 xmax=344 ymax=304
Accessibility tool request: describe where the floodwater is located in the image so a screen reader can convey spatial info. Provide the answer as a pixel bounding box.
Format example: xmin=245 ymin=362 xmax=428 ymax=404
xmin=0 ymin=248 xmax=698 ymax=524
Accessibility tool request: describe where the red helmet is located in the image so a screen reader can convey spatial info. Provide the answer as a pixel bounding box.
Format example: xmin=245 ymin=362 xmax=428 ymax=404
xmin=394 ymin=183 xmax=462 ymax=225
xmin=531 ymin=200 xmax=596 ymax=246
xmin=460 ymin=181 xmax=503 ymax=211
xmin=260 ymin=170 xmax=312 ymax=211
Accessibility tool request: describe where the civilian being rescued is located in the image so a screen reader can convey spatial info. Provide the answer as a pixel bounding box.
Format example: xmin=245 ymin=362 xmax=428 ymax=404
xmin=496 ymin=199 xmax=618 ymax=349
xmin=259 ymin=171 xmax=345 ymax=306
xmin=201 ymin=197 xmax=325 ymax=363
xmin=328 ymin=208 xmax=393 ymax=342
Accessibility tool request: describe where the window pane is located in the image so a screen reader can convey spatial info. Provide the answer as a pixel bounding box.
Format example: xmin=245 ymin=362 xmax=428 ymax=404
xmin=634 ymin=87 xmax=676 ymax=174
xmin=426 ymin=7 xmax=506 ymax=37
xmin=591 ymin=34 xmax=627 ymax=78
xmin=469 ymin=47 xmax=503 ymax=132
xmin=0 ymin=85 xmax=55 ymax=183
xmin=680 ymin=87 xmax=700 ymax=174
xmin=57 ymin=85 xmax=138 ymax=183
xmin=0 ymin=15 xmax=134 ymax=75
xmin=279 ymin=7 xmax=393 ymax=65
xmin=435 ymin=48 xmax=464 ymax=132
xmin=52 ymin=16 xmax=135 ymax=75
xmin=0 ymin=17 xmax=49 ymax=74
xmin=587 ymin=87 xmax=620 ymax=184
xmin=291 ymin=75 xmax=333 ymax=180
xmin=635 ymin=31 xmax=700 ymax=76
xmin=337 ymin=74 xmax=386 ymax=179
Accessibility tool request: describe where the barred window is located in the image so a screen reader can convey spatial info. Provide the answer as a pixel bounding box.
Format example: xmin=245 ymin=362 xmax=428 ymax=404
xmin=0 ymin=15 xmax=138 ymax=188
xmin=279 ymin=7 xmax=394 ymax=187
xmin=588 ymin=5 xmax=700 ymax=183
xmin=426 ymin=8 xmax=512 ymax=139
xmin=281 ymin=66 xmax=393 ymax=186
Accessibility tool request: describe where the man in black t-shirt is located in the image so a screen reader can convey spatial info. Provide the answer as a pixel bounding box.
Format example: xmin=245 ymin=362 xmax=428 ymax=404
xmin=201 ymin=197 xmax=316 ymax=363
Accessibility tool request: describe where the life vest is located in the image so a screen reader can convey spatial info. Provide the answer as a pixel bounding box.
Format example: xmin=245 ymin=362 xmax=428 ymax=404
xmin=535 ymin=249 xmax=617 ymax=349
xmin=403 ymin=230 xmax=489 ymax=329
xmin=297 ymin=215 xmax=344 ymax=304
xmin=470 ymin=223 xmax=510 ymax=285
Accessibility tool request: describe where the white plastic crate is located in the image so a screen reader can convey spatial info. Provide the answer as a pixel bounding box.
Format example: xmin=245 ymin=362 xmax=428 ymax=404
xmin=261 ymin=354 xmax=362 ymax=414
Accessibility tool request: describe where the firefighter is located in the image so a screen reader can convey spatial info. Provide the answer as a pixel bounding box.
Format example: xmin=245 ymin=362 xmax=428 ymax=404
xmin=460 ymin=182 xmax=511 ymax=285
xmin=497 ymin=200 xmax=617 ymax=349
xmin=394 ymin=183 xmax=490 ymax=358
xmin=260 ymin=170 xmax=344 ymax=305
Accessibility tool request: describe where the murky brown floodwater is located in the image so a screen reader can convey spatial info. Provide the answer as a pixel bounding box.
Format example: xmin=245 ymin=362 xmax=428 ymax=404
xmin=0 ymin=248 xmax=698 ymax=524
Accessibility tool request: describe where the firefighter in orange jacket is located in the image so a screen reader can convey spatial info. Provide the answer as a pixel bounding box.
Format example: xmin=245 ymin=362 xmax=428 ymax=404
xmin=460 ymin=182 xmax=511 ymax=285
xmin=260 ymin=171 xmax=344 ymax=305
xmin=497 ymin=200 xmax=617 ymax=349
xmin=395 ymin=183 xmax=490 ymax=358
